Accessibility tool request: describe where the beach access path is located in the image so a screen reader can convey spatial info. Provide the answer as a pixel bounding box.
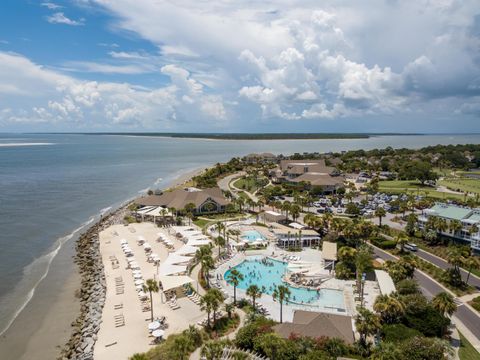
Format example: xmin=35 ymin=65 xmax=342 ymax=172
xmin=94 ymin=223 xmax=206 ymax=360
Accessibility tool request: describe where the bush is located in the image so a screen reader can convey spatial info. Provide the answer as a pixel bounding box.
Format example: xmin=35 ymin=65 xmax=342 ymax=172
xmin=371 ymin=237 xmax=397 ymax=249
xmin=404 ymin=306 xmax=450 ymax=337
xmin=381 ymin=324 xmax=422 ymax=343
xmin=470 ymin=296 xmax=480 ymax=312
xmin=234 ymin=316 xmax=274 ymax=350
xmin=396 ymin=279 xmax=420 ymax=295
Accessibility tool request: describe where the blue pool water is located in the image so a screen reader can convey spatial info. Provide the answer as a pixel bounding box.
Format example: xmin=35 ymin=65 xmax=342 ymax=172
xmin=241 ymin=230 xmax=266 ymax=242
xmin=225 ymin=257 xmax=344 ymax=309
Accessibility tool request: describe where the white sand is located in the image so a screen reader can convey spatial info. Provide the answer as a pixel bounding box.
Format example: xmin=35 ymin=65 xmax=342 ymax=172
xmin=94 ymin=223 xmax=206 ymax=360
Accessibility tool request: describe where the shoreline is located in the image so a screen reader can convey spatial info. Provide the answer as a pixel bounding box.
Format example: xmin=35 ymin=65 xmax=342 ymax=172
xmin=0 ymin=166 xmax=205 ymax=360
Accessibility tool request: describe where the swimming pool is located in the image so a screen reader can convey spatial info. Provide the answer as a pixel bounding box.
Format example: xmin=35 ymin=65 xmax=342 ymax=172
xmin=224 ymin=257 xmax=344 ymax=310
xmin=241 ymin=230 xmax=266 ymax=242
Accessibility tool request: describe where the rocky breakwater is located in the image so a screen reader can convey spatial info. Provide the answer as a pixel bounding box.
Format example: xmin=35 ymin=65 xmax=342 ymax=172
xmin=60 ymin=206 xmax=128 ymax=360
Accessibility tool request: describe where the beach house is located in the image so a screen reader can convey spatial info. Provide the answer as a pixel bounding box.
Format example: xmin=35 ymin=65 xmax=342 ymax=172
xmin=136 ymin=187 xmax=230 ymax=215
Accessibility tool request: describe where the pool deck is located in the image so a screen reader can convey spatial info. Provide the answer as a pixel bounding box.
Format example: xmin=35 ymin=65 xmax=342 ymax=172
xmin=213 ymin=246 xmax=370 ymax=322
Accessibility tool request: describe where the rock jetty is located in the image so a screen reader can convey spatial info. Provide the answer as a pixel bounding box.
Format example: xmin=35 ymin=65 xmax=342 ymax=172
xmin=59 ymin=206 xmax=129 ymax=360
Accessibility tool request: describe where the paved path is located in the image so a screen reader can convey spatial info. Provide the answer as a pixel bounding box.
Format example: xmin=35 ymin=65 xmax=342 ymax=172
xmin=371 ymin=245 xmax=480 ymax=351
xmin=218 ymin=172 xmax=245 ymax=195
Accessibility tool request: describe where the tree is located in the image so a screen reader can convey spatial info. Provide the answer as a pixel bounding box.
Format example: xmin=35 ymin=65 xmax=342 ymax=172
xmin=200 ymin=288 xmax=224 ymax=328
xmin=184 ymin=202 xmax=196 ymax=224
xmin=449 ymin=219 xmax=463 ymax=236
xmin=373 ymin=294 xmax=405 ymax=324
xmin=432 ymin=292 xmax=457 ymax=317
xmin=400 ymin=336 xmax=452 ymax=360
xmin=395 ymin=234 xmax=409 ymax=253
xmin=214 ymin=236 xmax=225 ymax=258
xmin=405 ymin=213 xmax=418 ymax=235
xmin=227 ymin=269 xmax=244 ymax=305
xmin=225 ymin=302 xmax=234 ymax=319
xmin=375 ymin=207 xmax=386 ymax=227
xmin=398 ymin=160 xmax=438 ymax=185
xmin=195 ymin=245 xmax=214 ymax=287
xmin=464 ymin=256 xmax=479 ymax=285
xmin=142 ymin=278 xmax=159 ymax=322
xmin=246 ymin=284 xmax=262 ymax=315
xmin=272 ymin=285 xmax=291 ymax=323
xmin=355 ymin=307 xmax=380 ymax=346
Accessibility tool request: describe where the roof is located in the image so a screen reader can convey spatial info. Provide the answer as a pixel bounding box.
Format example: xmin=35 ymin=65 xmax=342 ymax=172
xmin=272 ymin=227 xmax=320 ymax=236
xmin=289 ymin=173 xmax=344 ymax=187
xmin=158 ymin=275 xmax=194 ymax=291
xmin=322 ymin=241 xmax=337 ymax=261
xmin=158 ymin=263 xmax=187 ymax=276
xmin=136 ymin=187 xmax=229 ymax=209
xmin=273 ymin=310 xmax=354 ymax=344
xmin=374 ymin=270 xmax=396 ymax=296
xmin=428 ymin=204 xmax=473 ymax=221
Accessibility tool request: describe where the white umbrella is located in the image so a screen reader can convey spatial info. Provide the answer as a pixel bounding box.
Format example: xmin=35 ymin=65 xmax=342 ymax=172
xmin=120 ymin=239 xmax=128 ymax=244
xmin=138 ymin=291 xmax=148 ymax=299
xmin=144 ymin=243 xmax=151 ymax=249
xmin=128 ymin=258 xmax=136 ymax=263
xmin=148 ymin=321 xmax=160 ymax=331
xmin=152 ymin=329 xmax=164 ymax=338
xmin=134 ymin=273 xmax=143 ymax=279
xmin=135 ymin=279 xmax=144 ymax=286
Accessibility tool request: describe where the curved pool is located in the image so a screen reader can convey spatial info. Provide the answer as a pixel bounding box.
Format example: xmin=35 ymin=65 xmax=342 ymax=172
xmin=224 ymin=256 xmax=344 ymax=310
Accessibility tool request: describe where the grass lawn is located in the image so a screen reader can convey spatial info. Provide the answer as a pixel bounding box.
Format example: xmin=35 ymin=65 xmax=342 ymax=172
xmin=438 ymin=178 xmax=480 ymax=195
xmin=378 ymin=180 xmax=463 ymax=200
xmin=233 ymin=176 xmax=265 ymax=193
xmin=459 ymin=331 xmax=480 ymax=360
xmin=193 ymin=218 xmax=211 ymax=228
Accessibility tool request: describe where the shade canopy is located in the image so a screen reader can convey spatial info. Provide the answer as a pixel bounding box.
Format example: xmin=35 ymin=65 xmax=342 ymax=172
xmin=152 ymin=329 xmax=165 ymax=338
xmin=158 ymin=263 xmax=187 ymax=276
xmin=165 ymin=253 xmax=193 ymax=265
xmin=175 ymin=245 xmax=199 ymax=255
xmin=148 ymin=321 xmax=160 ymax=330
xmin=159 ymin=275 xmax=194 ymax=291
xmin=374 ymin=270 xmax=396 ymax=296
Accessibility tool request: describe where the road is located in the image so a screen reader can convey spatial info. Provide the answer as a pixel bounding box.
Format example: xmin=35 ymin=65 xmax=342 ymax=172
xmin=371 ymin=246 xmax=480 ymax=344
xmin=417 ymin=249 xmax=480 ymax=291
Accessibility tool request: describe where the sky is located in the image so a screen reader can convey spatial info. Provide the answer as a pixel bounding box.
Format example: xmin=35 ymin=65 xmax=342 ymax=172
xmin=0 ymin=0 xmax=479 ymax=133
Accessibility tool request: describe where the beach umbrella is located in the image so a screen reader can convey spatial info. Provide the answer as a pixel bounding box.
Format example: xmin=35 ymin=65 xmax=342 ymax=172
xmin=148 ymin=321 xmax=160 ymax=331
xmin=134 ymin=273 xmax=143 ymax=280
xmin=135 ymin=279 xmax=144 ymax=286
xmin=138 ymin=291 xmax=148 ymax=299
xmin=120 ymin=239 xmax=127 ymax=244
xmin=152 ymin=329 xmax=164 ymax=338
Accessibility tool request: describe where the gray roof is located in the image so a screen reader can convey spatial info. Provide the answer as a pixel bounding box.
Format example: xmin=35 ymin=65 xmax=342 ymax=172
xmin=136 ymin=187 xmax=229 ymax=210
xmin=273 ymin=310 xmax=354 ymax=344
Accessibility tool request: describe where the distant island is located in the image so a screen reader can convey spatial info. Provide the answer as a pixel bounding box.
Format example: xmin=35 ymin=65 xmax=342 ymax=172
xmin=57 ymin=132 xmax=423 ymax=140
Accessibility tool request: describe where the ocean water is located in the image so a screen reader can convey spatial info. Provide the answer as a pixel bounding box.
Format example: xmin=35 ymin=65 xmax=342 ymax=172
xmin=0 ymin=132 xmax=479 ymax=336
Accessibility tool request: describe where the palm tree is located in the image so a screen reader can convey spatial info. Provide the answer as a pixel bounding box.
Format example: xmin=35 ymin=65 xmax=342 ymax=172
xmin=272 ymin=285 xmax=291 ymax=323
xmin=142 ymin=278 xmax=159 ymax=322
xmin=373 ymin=294 xmax=405 ymax=324
xmin=464 ymin=257 xmax=479 ymax=285
xmin=246 ymin=284 xmax=262 ymax=315
xmin=226 ymin=269 xmax=244 ymax=305
xmin=195 ymin=245 xmax=214 ymax=287
xmin=225 ymin=302 xmax=234 ymax=319
xmin=395 ymin=234 xmax=409 ymax=253
xmin=214 ymin=236 xmax=225 ymax=258
xmin=282 ymin=201 xmax=291 ymax=221
xmin=375 ymin=207 xmax=386 ymax=227
xmin=184 ymin=202 xmax=196 ymax=224
xmin=449 ymin=219 xmax=463 ymax=236
xmin=200 ymin=288 xmax=224 ymax=328
xmin=432 ymin=292 xmax=457 ymax=317
xmin=355 ymin=307 xmax=380 ymax=346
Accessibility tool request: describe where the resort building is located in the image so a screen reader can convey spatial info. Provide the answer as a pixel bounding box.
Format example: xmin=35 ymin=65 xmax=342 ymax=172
xmin=270 ymin=159 xmax=345 ymax=194
xmin=418 ymin=203 xmax=480 ymax=251
xmin=273 ymin=310 xmax=355 ymax=344
xmin=259 ymin=210 xmax=286 ymax=223
xmin=244 ymin=152 xmax=277 ymax=164
xmin=271 ymin=224 xmax=321 ymax=247
xmin=136 ymin=187 xmax=230 ymax=215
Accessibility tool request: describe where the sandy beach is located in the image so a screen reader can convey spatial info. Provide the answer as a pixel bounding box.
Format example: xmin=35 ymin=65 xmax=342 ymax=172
xmin=95 ymin=223 xmax=205 ymax=359
xmin=0 ymin=166 xmax=205 ymax=360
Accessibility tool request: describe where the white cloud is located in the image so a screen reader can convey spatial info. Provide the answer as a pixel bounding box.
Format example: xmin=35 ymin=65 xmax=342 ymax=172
xmin=41 ymin=2 xmax=62 ymax=10
xmin=0 ymin=52 xmax=228 ymax=129
xmin=46 ymin=12 xmax=84 ymax=26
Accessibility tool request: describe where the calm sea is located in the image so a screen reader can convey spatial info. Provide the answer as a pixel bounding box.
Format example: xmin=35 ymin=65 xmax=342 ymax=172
xmin=0 ymin=133 xmax=479 ymax=336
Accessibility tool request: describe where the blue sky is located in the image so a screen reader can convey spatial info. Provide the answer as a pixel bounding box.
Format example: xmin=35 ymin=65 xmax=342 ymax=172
xmin=0 ymin=0 xmax=479 ymax=133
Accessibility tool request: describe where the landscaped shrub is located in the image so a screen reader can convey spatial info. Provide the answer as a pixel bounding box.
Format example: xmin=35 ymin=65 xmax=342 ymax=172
xmin=381 ymin=324 xmax=421 ymax=343
xmin=404 ymin=306 xmax=450 ymax=337
xmin=470 ymin=296 xmax=480 ymax=312
xmin=371 ymin=237 xmax=397 ymax=249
